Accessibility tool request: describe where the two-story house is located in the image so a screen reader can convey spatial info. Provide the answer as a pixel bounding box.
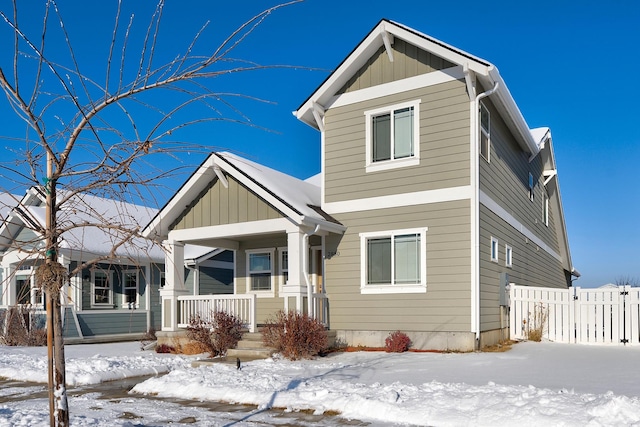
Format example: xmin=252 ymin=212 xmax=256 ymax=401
xmin=143 ymin=19 xmax=577 ymax=351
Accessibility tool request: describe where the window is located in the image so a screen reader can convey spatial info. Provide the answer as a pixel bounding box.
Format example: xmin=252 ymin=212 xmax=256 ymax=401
xmin=247 ymin=250 xmax=274 ymax=292
xmin=16 ymin=275 xmax=42 ymax=306
xmin=528 ymin=172 xmax=535 ymax=201
xmin=122 ymin=270 xmax=138 ymax=308
xmin=360 ymin=228 xmax=427 ymax=294
xmin=491 ymin=237 xmax=499 ymax=262
xmin=505 ymin=244 xmax=513 ymax=268
xmin=92 ymin=270 xmax=112 ymax=306
xmin=365 ymin=100 xmax=420 ymax=172
xmin=278 ymin=248 xmax=289 ymax=286
xmin=543 ymin=194 xmax=549 ymax=226
xmin=480 ymin=102 xmax=490 ymax=161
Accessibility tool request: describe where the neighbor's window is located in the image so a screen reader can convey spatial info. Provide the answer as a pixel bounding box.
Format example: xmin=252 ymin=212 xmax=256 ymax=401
xmin=505 ymin=244 xmax=513 ymax=268
xmin=360 ymin=228 xmax=427 ymax=294
xmin=247 ymin=250 xmax=274 ymax=292
xmin=365 ymin=100 xmax=420 ymax=172
xmin=491 ymin=237 xmax=499 ymax=262
xmin=480 ymin=102 xmax=490 ymax=161
xmin=122 ymin=270 xmax=139 ymax=308
xmin=92 ymin=270 xmax=112 ymax=306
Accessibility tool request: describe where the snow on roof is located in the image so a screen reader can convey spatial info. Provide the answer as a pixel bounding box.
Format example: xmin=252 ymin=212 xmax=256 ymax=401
xmin=530 ymin=127 xmax=550 ymax=147
xmin=304 ymin=173 xmax=322 ymax=187
xmin=0 ymin=193 xmax=19 ymax=221
xmin=217 ymin=152 xmax=326 ymax=222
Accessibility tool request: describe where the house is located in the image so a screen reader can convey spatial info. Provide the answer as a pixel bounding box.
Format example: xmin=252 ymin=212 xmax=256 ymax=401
xmin=143 ymin=19 xmax=577 ymax=351
xmin=0 ymin=187 xmax=233 ymax=343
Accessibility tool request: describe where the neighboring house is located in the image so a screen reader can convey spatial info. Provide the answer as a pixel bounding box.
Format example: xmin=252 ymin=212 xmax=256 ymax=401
xmin=144 ymin=19 xmax=578 ymax=351
xmin=0 ymin=187 xmax=233 ymax=342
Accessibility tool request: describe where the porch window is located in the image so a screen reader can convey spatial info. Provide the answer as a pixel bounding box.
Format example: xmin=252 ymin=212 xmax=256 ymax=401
xmin=122 ymin=269 xmax=139 ymax=309
xmin=365 ymin=100 xmax=420 ymax=173
xmin=247 ymin=250 xmax=274 ymax=292
xmin=278 ymin=249 xmax=289 ymax=286
xmin=92 ymin=270 xmax=112 ymax=306
xmin=360 ymin=228 xmax=427 ymax=294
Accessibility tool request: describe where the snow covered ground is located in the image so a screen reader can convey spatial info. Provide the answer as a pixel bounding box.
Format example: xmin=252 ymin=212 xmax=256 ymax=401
xmin=1 ymin=340 xmax=640 ymax=426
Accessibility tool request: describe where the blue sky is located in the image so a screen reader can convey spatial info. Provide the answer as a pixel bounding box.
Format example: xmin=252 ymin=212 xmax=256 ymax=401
xmin=1 ymin=0 xmax=638 ymax=287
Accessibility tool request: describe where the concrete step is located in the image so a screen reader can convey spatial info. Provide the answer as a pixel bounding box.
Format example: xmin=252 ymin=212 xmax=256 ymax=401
xmin=236 ymin=339 xmax=270 ymax=350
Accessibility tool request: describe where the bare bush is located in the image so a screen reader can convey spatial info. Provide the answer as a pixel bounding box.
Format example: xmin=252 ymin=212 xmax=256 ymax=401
xmin=0 ymin=306 xmax=47 ymax=346
xmin=187 ymin=311 xmax=244 ymax=357
xmin=525 ymin=303 xmax=548 ymax=342
xmin=262 ymin=310 xmax=327 ymax=360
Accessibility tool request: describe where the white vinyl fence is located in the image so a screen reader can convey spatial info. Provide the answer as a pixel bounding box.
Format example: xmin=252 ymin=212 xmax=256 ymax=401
xmin=510 ymin=284 xmax=640 ymax=345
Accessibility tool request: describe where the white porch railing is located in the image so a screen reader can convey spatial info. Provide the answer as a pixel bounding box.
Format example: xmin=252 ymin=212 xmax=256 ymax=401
xmin=510 ymin=284 xmax=640 ymax=345
xmin=311 ymin=293 xmax=329 ymax=328
xmin=177 ymin=294 xmax=257 ymax=332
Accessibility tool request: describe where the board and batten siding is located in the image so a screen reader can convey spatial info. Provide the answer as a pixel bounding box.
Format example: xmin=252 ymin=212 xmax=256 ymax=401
xmin=478 ymin=96 xmax=559 ymax=254
xmin=338 ymin=39 xmax=456 ymax=94
xmin=325 ymin=201 xmax=471 ymax=332
xmin=172 ymin=175 xmax=283 ymax=231
xmin=324 ymin=78 xmax=470 ymax=203
xmin=479 ymin=204 xmax=568 ymax=331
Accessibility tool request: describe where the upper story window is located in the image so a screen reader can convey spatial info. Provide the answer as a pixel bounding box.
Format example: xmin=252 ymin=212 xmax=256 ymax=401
xmin=543 ymin=193 xmax=549 ymax=226
xmin=360 ymin=228 xmax=427 ymax=294
xmin=491 ymin=237 xmax=499 ymax=262
xmin=528 ymin=172 xmax=535 ymax=202
xmin=480 ymin=102 xmax=490 ymax=161
xmin=505 ymin=244 xmax=513 ymax=268
xmin=365 ymin=100 xmax=421 ymax=173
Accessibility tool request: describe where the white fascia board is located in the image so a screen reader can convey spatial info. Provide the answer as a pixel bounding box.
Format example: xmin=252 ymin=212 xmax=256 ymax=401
xmin=143 ymin=155 xmax=217 ymax=239
xmin=328 ymin=66 xmax=464 ymax=110
xmin=168 ymin=218 xmax=297 ymax=244
xmin=324 ymin=186 xmax=472 ymax=214
xmin=479 ymin=190 xmax=561 ymax=262
xmin=212 ymin=155 xmax=304 ymax=225
xmin=487 ymin=67 xmax=540 ymax=157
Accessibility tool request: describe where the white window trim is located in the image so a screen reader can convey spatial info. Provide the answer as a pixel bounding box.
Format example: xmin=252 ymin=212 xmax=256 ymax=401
xmin=359 ymin=227 xmax=427 ymax=295
xmin=91 ymin=269 xmax=113 ymax=307
xmin=277 ymin=247 xmax=288 ymax=290
xmin=491 ymin=237 xmax=499 ymax=263
xmin=122 ymin=269 xmax=139 ymax=309
xmin=364 ymin=99 xmax=421 ymax=173
xmin=505 ymin=244 xmax=513 ymax=268
xmin=480 ymin=102 xmax=490 ymax=162
xmin=246 ymin=249 xmax=275 ymax=298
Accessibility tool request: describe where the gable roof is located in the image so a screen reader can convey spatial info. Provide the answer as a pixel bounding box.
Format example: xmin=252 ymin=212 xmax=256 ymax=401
xmin=294 ymin=18 xmax=541 ymax=157
xmin=143 ymin=152 xmax=344 ymax=240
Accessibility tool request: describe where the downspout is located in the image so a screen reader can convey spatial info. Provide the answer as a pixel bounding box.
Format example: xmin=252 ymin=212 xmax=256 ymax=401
xmin=304 ymin=224 xmax=321 ymax=316
xmin=467 ymin=66 xmax=499 ymax=350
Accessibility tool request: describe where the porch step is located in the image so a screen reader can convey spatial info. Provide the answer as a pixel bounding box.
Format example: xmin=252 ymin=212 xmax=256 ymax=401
xmin=226 ymin=330 xmax=276 ymax=360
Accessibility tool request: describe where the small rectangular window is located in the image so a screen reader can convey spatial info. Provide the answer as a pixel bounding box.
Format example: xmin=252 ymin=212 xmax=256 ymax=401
xmin=491 ymin=237 xmax=499 ymax=262
xmin=279 ymin=249 xmax=289 ymax=286
xmin=480 ymin=103 xmax=490 ymax=161
xmin=122 ymin=270 xmax=139 ymax=308
xmin=248 ymin=251 xmax=273 ymax=291
xmin=505 ymin=244 xmax=513 ymax=267
xmin=93 ymin=270 xmax=112 ymax=306
xmin=543 ymin=194 xmax=549 ymax=226
xmin=529 ymin=172 xmax=535 ymax=201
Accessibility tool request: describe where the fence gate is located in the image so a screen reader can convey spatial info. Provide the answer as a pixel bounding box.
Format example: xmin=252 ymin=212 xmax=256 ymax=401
xmin=510 ymin=285 xmax=640 ymax=345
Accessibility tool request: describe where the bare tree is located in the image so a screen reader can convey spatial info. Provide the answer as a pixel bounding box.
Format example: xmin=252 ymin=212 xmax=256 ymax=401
xmin=615 ymin=276 xmax=640 ymax=288
xmin=0 ymin=1 xmax=298 ymax=425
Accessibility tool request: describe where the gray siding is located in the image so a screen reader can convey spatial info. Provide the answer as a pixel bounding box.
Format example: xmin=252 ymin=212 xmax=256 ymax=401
xmin=173 ymin=176 xmax=283 ymax=230
xmin=324 ymin=79 xmax=470 ymax=203
xmin=339 ymin=39 xmax=455 ymax=93
xmin=62 ymin=307 xmax=80 ymax=338
xmin=326 ymin=200 xmax=471 ymax=332
xmin=76 ymin=311 xmax=147 ymax=336
xmin=478 ymin=96 xmax=559 ymax=253
xmin=199 ymin=266 xmax=233 ymax=294
xmin=479 ymin=204 xmax=568 ymax=331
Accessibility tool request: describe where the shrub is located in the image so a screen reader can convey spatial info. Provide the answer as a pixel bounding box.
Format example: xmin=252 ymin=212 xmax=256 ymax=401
xmin=262 ymin=310 xmax=328 ymax=360
xmin=525 ymin=303 xmax=548 ymax=342
xmin=385 ymin=331 xmax=411 ymax=353
xmin=0 ymin=306 xmax=47 ymax=347
xmin=155 ymin=343 xmax=176 ymax=354
xmin=186 ymin=311 xmax=244 ymax=357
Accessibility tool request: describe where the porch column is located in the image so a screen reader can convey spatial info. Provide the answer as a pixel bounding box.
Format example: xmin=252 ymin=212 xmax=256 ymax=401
xmin=159 ymin=240 xmax=189 ymax=331
xmin=281 ymin=230 xmax=307 ymax=312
